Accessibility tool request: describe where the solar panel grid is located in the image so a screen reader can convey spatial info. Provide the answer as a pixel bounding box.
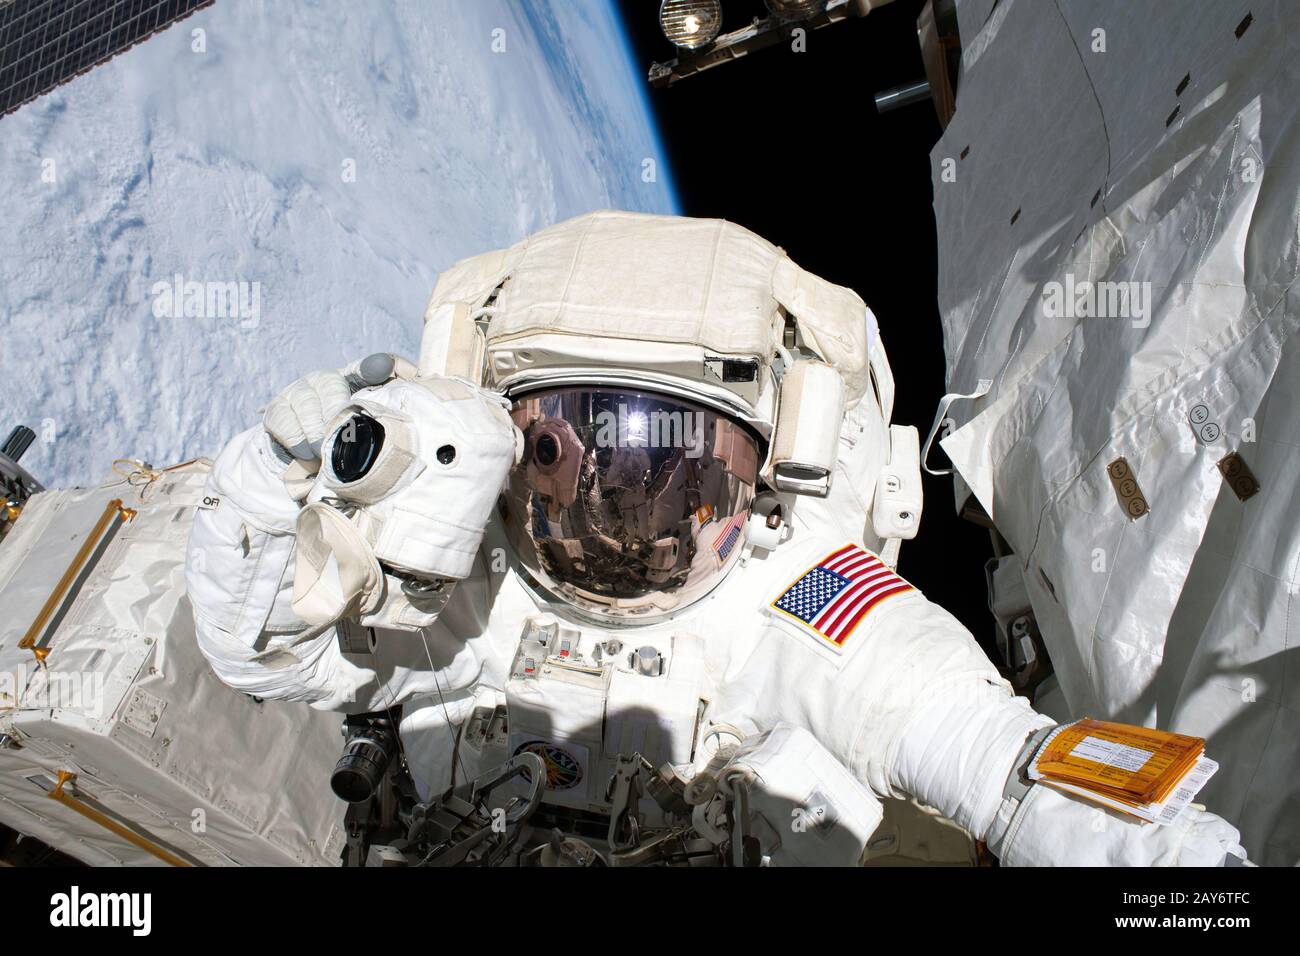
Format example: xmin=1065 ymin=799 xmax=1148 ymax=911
xmin=0 ymin=0 xmax=212 ymax=116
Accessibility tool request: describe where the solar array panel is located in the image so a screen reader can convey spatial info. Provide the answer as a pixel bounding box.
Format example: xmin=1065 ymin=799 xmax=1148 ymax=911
xmin=0 ymin=0 xmax=214 ymax=117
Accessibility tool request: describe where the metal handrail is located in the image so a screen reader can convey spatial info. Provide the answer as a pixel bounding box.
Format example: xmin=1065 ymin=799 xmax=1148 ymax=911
xmin=17 ymin=498 xmax=136 ymax=664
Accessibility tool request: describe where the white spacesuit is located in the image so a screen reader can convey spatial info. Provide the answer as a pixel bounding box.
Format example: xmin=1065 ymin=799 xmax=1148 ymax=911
xmin=185 ymin=211 xmax=1247 ymax=866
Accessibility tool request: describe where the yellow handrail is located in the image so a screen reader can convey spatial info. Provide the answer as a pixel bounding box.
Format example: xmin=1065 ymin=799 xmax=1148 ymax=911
xmin=17 ymin=498 xmax=135 ymax=664
xmin=48 ymin=771 xmax=192 ymax=867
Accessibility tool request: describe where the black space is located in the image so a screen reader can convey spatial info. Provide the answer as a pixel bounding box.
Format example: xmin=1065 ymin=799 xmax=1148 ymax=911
xmin=617 ymin=0 xmax=995 ymax=647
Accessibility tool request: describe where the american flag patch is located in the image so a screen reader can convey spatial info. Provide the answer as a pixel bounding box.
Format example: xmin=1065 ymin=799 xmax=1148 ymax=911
xmin=711 ymin=511 xmax=747 ymax=563
xmin=770 ymin=544 xmax=913 ymax=651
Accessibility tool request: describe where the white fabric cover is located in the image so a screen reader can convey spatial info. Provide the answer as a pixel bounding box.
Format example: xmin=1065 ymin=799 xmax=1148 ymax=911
xmin=932 ymin=0 xmax=1300 ymax=863
xmin=490 ymin=211 xmax=779 ymax=356
xmin=310 ymin=377 xmax=520 ymax=582
xmin=0 ymin=466 xmax=347 ymax=866
xmin=418 ymin=210 xmax=875 ymax=408
xmin=292 ymin=501 xmax=385 ymax=625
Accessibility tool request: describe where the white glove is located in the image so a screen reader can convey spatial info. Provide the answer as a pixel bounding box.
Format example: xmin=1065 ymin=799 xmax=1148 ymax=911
xmin=263 ymin=370 xmax=353 ymax=463
xmin=989 ymin=780 xmax=1249 ymax=866
xmin=888 ymin=677 xmax=1250 ymax=867
xmin=261 ymin=354 xmax=416 ymax=498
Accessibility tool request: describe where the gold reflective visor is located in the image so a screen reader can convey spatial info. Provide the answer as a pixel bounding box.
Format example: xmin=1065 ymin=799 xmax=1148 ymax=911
xmin=502 ymin=387 xmax=759 ymax=624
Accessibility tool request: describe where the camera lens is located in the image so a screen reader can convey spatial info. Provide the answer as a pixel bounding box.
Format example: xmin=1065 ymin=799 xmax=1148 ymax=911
xmin=330 ymin=722 xmax=396 ymax=803
xmin=534 ymin=432 xmax=560 ymax=467
xmin=331 ymin=414 xmax=385 ymax=482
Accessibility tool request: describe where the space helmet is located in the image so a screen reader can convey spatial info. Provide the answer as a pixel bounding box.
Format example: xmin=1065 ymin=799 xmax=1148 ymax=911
xmin=415 ymin=211 xmax=881 ymax=625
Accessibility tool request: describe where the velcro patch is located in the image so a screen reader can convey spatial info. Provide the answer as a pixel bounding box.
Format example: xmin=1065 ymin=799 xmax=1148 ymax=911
xmin=769 ymin=544 xmax=913 ymax=653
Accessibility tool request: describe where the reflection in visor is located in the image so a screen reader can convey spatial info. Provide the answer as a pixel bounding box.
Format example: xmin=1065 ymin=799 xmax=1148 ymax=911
xmin=503 ymin=388 xmax=760 ymax=623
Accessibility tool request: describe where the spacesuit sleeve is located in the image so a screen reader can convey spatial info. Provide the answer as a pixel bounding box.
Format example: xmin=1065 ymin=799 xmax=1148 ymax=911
xmin=184 ymin=425 xmax=373 ymax=709
xmin=713 ymin=579 xmax=1245 ymax=866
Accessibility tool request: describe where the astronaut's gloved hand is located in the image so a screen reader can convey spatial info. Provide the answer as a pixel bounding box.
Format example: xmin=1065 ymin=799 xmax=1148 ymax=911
xmin=262 ymin=354 xmax=416 ymax=500
xmin=987 ymin=775 xmax=1248 ymax=866
xmin=887 ymin=665 xmax=1250 ymax=866
xmin=264 ymin=370 xmax=350 ymax=457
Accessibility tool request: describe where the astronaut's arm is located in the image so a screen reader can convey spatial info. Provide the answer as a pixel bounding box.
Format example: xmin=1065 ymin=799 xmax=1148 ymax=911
xmin=184 ymin=424 xmax=372 ymax=709
xmin=183 ymin=358 xmax=409 ymax=709
xmin=885 ymin=656 xmax=1247 ymax=866
xmin=860 ymin=600 xmax=1247 ymax=865
xmin=186 ymin=360 xmax=517 ymax=713
xmin=718 ymin=589 xmax=1247 ymax=866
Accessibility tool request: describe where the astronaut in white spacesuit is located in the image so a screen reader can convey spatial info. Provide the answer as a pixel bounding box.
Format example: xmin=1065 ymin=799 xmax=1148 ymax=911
xmin=185 ymin=211 xmax=1247 ymax=866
